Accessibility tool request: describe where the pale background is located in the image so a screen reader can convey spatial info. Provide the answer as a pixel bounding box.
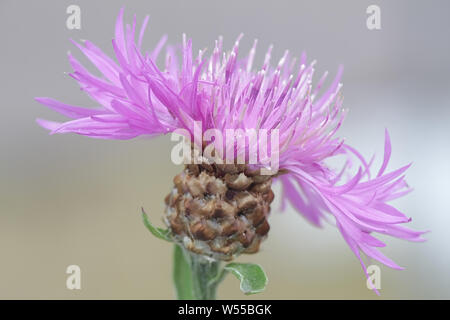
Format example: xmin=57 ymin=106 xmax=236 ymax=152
xmin=0 ymin=0 xmax=449 ymax=299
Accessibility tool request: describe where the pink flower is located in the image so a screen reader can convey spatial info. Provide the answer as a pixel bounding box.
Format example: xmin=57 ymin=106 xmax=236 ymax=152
xmin=36 ymin=8 xmax=426 ymax=292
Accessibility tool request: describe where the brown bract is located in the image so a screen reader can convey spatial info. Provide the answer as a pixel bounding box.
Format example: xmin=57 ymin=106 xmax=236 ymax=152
xmin=164 ymin=163 xmax=275 ymax=261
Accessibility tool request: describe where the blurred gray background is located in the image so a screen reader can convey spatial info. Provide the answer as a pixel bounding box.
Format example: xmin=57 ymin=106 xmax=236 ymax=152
xmin=0 ymin=0 xmax=449 ymax=299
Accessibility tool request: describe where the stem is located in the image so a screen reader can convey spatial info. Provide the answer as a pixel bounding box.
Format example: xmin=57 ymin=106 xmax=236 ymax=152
xmin=190 ymin=253 xmax=222 ymax=300
xmin=173 ymin=245 xmax=226 ymax=300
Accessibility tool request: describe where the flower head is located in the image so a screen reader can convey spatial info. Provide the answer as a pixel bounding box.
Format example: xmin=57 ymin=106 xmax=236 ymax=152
xmin=36 ymin=8 xmax=426 ymax=293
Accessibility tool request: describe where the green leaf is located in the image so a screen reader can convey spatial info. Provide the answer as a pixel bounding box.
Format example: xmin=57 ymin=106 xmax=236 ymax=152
xmin=224 ymin=262 xmax=268 ymax=295
xmin=173 ymin=245 xmax=195 ymax=300
xmin=141 ymin=208 xmax=172 ymax=242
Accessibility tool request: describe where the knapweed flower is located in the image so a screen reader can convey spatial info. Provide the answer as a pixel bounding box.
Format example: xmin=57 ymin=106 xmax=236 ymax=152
xmin=36 ymin=8 xmax=426 ymax=293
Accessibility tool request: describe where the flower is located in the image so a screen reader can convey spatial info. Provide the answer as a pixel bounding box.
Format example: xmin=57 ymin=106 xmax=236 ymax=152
xmin=36 ymin=8 xmax=426 ymax=292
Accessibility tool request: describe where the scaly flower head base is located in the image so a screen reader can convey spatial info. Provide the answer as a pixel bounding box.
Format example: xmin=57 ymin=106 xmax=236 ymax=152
xmin=165 ymin=162 xmax=274 ymax=261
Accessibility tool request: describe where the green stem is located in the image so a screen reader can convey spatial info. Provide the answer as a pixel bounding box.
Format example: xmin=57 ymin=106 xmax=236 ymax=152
xmin=190 ymin=253 xmax=222 ymax=300
xmin=173 ymin=244 xmax=225 ymax=300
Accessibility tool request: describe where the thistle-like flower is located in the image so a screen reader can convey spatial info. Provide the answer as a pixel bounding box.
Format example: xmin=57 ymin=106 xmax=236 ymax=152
xmin=36 ymin=8 xmax=425 ymax=295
